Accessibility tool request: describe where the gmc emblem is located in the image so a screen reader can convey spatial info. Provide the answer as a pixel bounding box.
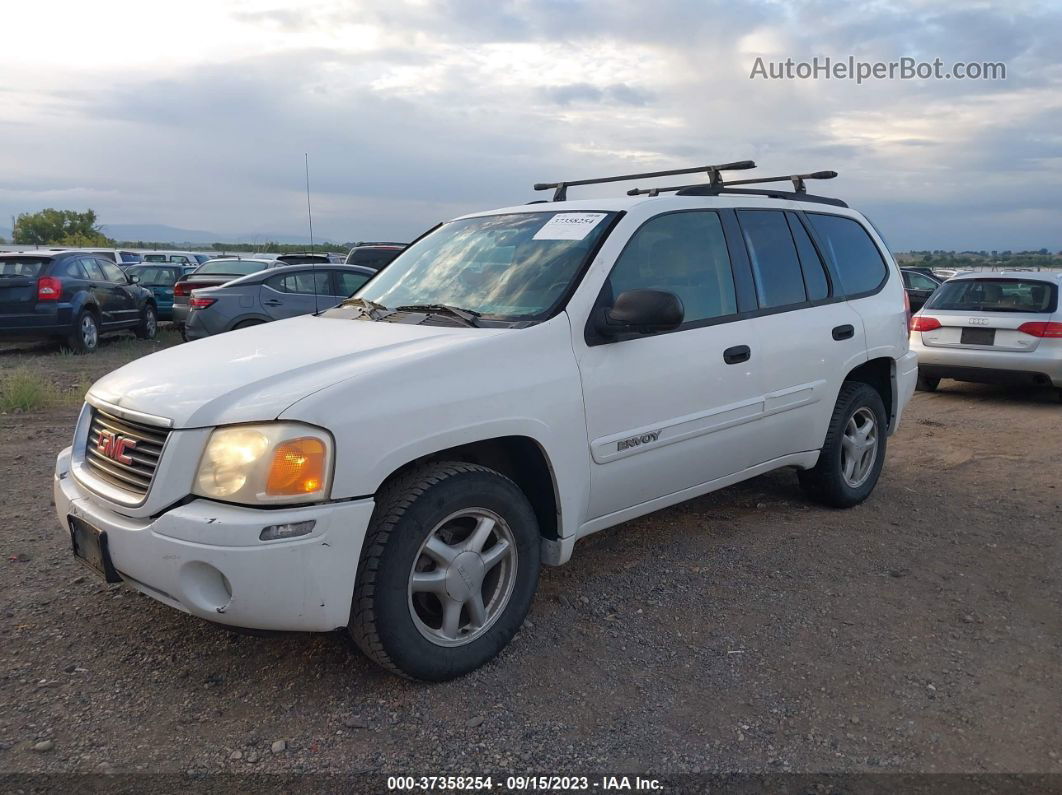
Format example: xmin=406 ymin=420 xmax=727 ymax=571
xmin=96 ymin=429 xmax=136 ymax=465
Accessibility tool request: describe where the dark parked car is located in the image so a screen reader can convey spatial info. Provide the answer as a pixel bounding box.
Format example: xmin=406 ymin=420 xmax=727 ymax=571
xmin=172 ymin=258 xmax=279 ymax=336
xmin=0 ymin=251 xmax=158 ymax=352
xmin=345 ymin=243 xmax=406 ymax=271
xmin=125 ymin=263 xmax=197 ymax=321
xmin=901 ymin=267 xmax=942 ymax=312
xmin=184 ymin=263 xmax=375 ymax=340
xmin=275 ymin=253 xmax=332 ymax=266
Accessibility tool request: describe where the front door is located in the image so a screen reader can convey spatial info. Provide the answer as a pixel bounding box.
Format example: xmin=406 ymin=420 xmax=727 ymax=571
xmin=573 ymin=209 xmax=766 ymax=521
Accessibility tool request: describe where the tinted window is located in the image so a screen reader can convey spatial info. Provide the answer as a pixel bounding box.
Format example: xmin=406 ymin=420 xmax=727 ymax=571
xmin=608 ymin=211 xmax=737 ymax=324
xmin=266 ymin=271 xmax=330 ymax=295
xmin=131 ymin=266 xmax=178 ymax=286
xmin=277 ymin=255 xmax=329 ymax=266
xmin=80 ymin=258 xmax=107 ymax=281
xmin=98 ymin=260 xmax=127 ymax=283
xmin=120 ymin=251 xmax=142 ymax=264
xmin=737 ymin=210 xmax=807 ymax=309
xmin=0 ymin=258 xmax=47 ymax=277
xmin=335 ymin=270 xmax=371 ymax=296
xmin=806 ymin=214 xmax=887 ymax=296
xmin=143 ymin=254 xmax=167 ymax=262
xmin=905 ymin=272 xmax=938 ymax=290
xmin=925 ymin=279 xmax=1057 ymax=314
xmin=786 ymin=212 xmax=830 ymax=301
xmin=346 ymin=248 xmax=403 ymax=269
xmin=59 ymin=259 xmax=88 ymax=279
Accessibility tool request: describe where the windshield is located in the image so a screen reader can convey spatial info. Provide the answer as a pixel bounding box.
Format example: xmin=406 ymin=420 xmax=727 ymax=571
xmin=350 ymin=211 xmax=617 ymax=320
xmin=925 ymin=278 xmax=1057 ymax=314
xmin=195 ymin=260 xmax=269 ymax=276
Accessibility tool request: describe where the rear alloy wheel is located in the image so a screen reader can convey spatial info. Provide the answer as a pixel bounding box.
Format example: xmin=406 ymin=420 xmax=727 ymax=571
xmin=798 ymin=381 xmax=888 ymax=508
xmin=349 ymin=461 xmax=540 ymax=681
xmin=68 ymin=310 xmax=99 ymax=353
xmin=135 ymin=304 xmax=158 ymax=339
xmin=916 ymin=374 xmax=940 ymax=392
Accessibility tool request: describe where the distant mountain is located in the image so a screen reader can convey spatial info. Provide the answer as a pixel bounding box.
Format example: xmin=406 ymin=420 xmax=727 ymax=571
xmin=100 ymin=223 xmax=340 ymax=246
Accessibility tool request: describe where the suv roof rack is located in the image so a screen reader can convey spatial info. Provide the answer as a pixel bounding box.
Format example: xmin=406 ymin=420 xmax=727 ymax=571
xmin=534 ymin=160 xmax=756 ymax=202
xmin=626 ymin=170 xmax=847 ymax=207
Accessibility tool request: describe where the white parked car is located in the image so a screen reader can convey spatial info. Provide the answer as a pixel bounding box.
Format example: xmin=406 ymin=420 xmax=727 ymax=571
xmin=140 ymin=250 xmax=211 ymax=266
xmin=910 ymin=271 xmax=1062 ymax=399
xmin=54 ymin=163 xmax=918 ymax=680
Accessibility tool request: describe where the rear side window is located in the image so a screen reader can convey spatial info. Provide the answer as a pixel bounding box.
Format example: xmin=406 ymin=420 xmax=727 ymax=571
xmin=607 ymin=210 xmax=737 ymax=324
xmin=266 ymin=271 xmax=330 ymax=295
xmin=336 ymin=271 xmax=371 ymax=296
xmin=59 ymin=259 xmax=88 ymax=279
xmin=806 ymin=213 xmax=887 ymax=296
xmin=0 ymin=258 xmax=47 ymax=277
xmin=786 ymin=212 xmax=830 ymax=301
xmin=737 ymin=210 xmax=806 ymax=309
xmin=926 ymin=279 xmax=1057 ymax=314
xmin=98 ymin=260 xmax=127 ymax=283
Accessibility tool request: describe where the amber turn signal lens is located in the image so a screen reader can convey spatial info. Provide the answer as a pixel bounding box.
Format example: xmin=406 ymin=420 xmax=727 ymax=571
xmin=265 ymin=437 xmax=327 ymax=496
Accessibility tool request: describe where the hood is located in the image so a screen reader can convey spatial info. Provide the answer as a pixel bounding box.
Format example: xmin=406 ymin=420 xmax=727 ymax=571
xmin=90 ymin=315 xmax=501 ymax=428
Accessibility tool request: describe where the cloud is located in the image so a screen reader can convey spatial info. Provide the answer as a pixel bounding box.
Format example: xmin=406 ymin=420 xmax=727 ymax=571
xmin=0 ymin=0 xmax=1059 ymax=248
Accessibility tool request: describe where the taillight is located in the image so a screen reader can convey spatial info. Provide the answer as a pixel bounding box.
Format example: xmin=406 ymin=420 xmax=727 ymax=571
xmin=903 ymin=289 xmax=912 ymax=330
xmin=910 ymin=316 xmax=942 ymax=332
xmin=37 ymin=276 xmax=61 ymax=301
xmin=1017 ymin=321 xmax=1062 ymax=338
xmin=189 ymin=296 xmax=216 ymax=309
xmin=174 ymin=281 xmax=192 ymax=297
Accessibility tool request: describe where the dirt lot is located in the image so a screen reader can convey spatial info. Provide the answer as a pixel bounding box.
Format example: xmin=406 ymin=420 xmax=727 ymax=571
xmin=1 ymin=333 xmax=1060 ymax=781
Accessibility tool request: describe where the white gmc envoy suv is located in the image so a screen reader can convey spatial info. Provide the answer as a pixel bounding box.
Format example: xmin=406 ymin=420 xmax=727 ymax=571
xmin=54 ymin=162 xmax=918 ymax=680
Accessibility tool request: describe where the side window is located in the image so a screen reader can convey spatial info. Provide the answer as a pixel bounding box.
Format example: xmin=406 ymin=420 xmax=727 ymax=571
xmin=80 ymin=258 xmax=107 ymax=281
xmin=736 ymin=210 xmax=807 ymax=309
xmin=290 ymin=271 xmax=331 ymax=295
xmin=264 ymin=274 xmax=288 ymax=293
xmin=98 ymin=260 xmax=127 ymax=283
xmin=60 ymin=259 xmax=88 ymax=279
xmin=335 ymin=271 xmax=370 ymax=296
xmin=806 ymin=213 xmax=888 ymax=296
xmin=786 ymin=212 xmax=830 ymax=301
xmin=607 ymin=211 xmax=737 ymax=324
xmin=169 ymin=255 xmax=190 ymax=264
xmin=908 ymin=272 xmax=937 ymax=290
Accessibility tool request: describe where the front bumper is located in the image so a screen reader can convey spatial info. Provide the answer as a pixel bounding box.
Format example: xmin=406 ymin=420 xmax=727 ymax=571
xmin=54 ymin=446 xmax=374 ymax=632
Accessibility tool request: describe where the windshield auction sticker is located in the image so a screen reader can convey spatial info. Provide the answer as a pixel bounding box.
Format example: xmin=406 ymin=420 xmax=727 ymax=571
xmin=533 ymin=212 xmax=608 ymax=240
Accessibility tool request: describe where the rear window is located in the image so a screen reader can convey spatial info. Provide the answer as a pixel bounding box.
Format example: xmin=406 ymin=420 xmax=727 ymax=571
xmin=0 ymin=258 xmax=47 ymax=278
xmin=346 ymin=248 xmax=403 ymax=269
xmin=806 ymin=213 xmax=887 ymax=296
xmin=277 ymin=255 xmax=329 ymax=265
xmin=130 ymin=266 xmax=178 ymax=286
xmin=925 ymin=279 xmax=1058 ymax=314
xmin=195 ymin=260 xmax=269 ymax=276
xmin=143 ymin=254 xmax=168 ymax=263
xmin=120 ymin=251 xmax=142 ymax=264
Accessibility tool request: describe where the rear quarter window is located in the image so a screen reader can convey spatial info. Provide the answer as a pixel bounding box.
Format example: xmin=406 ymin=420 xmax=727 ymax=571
xmin=806 ymin=213 xmax=888 ymax=297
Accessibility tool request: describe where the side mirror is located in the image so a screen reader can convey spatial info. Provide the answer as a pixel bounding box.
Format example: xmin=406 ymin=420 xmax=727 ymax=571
xmin=595 ymin=289 xmax=684 ymax=337
xmin=128 ymin=275 xmax=140 ymax=284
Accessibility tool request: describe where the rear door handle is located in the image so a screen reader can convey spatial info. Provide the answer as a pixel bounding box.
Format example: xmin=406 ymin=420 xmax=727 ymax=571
xmin=832 ymin=324 xmax=855 ymax=341
xmin=723 ymin=345 xmax=751 ymax=364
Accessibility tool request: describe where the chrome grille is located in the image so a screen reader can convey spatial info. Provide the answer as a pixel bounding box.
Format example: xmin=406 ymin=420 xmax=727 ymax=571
xmin=84 ymin=408 xmax=170 ymax=497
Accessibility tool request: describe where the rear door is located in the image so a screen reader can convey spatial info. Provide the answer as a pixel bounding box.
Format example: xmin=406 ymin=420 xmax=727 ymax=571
xmin=917 ymin=278 xmax=1059 ymax=352
xmin=0 ymin=257 xmax=49 ymax=315
xmin=903 ymin=271 xmax=937 ymax=312
xmin=260 ymin=270 xmax=332 ymax=319
xmin=735 ymin=209 xmax=868 ymax=459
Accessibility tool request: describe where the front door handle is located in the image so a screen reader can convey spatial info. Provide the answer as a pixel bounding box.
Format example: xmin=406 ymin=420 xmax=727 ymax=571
xmin=723 ymin=345 xmax=751 ymax=364
xmin=832 ymin=324 xmax=855 ymax=341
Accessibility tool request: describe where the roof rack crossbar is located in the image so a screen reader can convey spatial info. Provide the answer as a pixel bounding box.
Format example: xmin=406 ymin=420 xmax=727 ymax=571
xmin=534 ymin=160 xmax=755 ymax=201
xmin=627 ymin=170 xmax=837 ymax=197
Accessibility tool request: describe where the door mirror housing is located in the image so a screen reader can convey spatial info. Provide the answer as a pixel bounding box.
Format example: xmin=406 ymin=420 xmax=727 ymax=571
xmin=128 ymin=275 xmax=140 ymax=284
xmin=595 ymin=289 xmax=684 ymax=337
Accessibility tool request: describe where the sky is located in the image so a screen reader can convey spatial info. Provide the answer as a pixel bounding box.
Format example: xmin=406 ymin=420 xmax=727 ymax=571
xmin=1 ymin=0 xmax=1059 ymax=249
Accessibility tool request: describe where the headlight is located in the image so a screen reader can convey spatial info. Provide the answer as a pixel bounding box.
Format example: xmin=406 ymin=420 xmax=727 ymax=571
xmin=193 ymin=423 xmax=333 ymax=505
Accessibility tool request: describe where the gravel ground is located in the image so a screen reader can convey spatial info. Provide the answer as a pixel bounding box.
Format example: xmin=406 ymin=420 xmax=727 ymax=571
xmin=1 ymin=335 xmax=1060 ymax=783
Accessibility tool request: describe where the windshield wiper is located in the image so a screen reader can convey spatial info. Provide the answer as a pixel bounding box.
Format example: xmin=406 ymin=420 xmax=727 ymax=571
xmin=338 ymin=296 xmax=389 ymax=320
xmin=394 ymin=304 xmax=482 ymax=328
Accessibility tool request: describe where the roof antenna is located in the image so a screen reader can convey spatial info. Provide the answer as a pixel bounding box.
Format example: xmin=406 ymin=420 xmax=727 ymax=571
xmin=305 ymin=152 xmax=320 ymax=314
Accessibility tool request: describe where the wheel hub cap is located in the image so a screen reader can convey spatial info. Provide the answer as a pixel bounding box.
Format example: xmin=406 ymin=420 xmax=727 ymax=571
xmin=408 ymin=508 xmax=518 ymax=647
xmin=840 ymin=407 xmax=878 ymax=488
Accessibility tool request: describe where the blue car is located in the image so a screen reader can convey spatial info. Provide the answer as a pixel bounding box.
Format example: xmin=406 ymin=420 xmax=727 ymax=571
xmin=124 ymin=263 xmax=196 ymax=321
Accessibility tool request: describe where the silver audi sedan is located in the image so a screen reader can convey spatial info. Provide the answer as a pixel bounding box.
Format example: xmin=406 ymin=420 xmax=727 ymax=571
xmin=184 ymin=263 xmax=376 ymax=340
xmin=910 ymin=271 xmax=1062 ymax=401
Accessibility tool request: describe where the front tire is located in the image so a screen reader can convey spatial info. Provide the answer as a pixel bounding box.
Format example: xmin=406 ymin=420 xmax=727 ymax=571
xmin=349 ymin=462 xmax=540 ymax=681
xmin=68 ymin=310 xmax=99 ymax=353
xmin=134 ymin=304 xmax=157 ymax=339
xmin=798 ymin=381 xmax=888 ymax=508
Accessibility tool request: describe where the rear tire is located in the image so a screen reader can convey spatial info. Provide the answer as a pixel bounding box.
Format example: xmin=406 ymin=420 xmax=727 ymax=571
xmin=68 ymin=310 xmax=99 ymax=354
xmin=916 ymin=374 xmax=940 ymax=392
xmin=233 ymin=319 xmax=265 ymax=330
xmin=349 ymin=461 xmax=540 ymax=681
xmin=134 ymin=304 xmax=157 ymax=339
xmin=798 ymin=381 xmax=888 ymax=509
